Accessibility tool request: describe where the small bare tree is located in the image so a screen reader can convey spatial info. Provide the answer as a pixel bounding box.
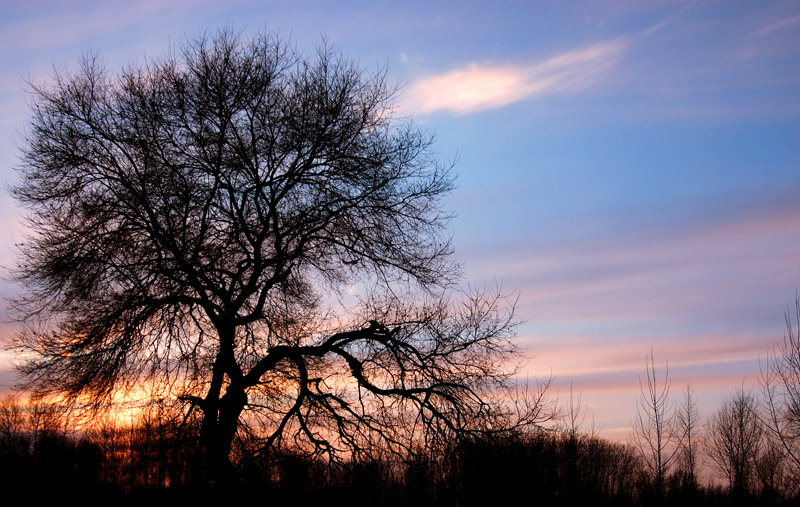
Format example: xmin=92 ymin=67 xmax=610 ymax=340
xmin=762 ymin=296 xmax=800 ymax=483
xmin=560 ymin=382 xmax=597 ymax=439
xmin=631 ymin=351 xmax=680 ymax=499
xmin=706 ymin=388 xmax=763 ymax=497
xmin=673 ymin=385 xmax=700 ymax=490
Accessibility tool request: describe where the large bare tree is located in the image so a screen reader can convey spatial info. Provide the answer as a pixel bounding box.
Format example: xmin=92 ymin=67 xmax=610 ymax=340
xmin=9 ymin=29 xmax=544 ymax=484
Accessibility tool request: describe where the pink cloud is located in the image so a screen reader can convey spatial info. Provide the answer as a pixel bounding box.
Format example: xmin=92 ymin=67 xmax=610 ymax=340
xmin=526 ymin=330 xmax=771 ymax=380
xmin=493 ymin=200 xmax=800 ymax=440
xmin=466 ymin=200 xmax=800 ymax=331
xmin=403 ymin=39 xmax=628 ymax=115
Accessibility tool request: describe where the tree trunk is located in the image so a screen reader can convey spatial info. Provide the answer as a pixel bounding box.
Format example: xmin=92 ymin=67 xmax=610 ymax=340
xmin=199 ymin=322 xmax=248 ymax=487
xmin=200 ymin=387 xmax=247 ymax=486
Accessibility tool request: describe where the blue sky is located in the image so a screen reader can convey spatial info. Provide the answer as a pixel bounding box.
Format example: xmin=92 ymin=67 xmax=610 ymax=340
xmin=1 ymin=0 xmax=799 ymax=439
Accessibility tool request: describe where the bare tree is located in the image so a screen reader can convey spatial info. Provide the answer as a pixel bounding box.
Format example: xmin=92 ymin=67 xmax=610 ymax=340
xmin=631 ymin=351 xmax=679 ymax=499
xmin=706 ymin=388 xmax=763 ymax=497
xmin=756 ymin=437 xmax=790 ymax=501
xmin=673 ymin=385 xmax=700 ymax=490
xmin=762 ymin=296 xmax=800 ymax=483
xmin=8 ymin=29 xmax=546 ymax=485
xmin=0 ymin=396 xmax=29 ymax=458
xmin=560 ymin=383 xmax=597 ymax=440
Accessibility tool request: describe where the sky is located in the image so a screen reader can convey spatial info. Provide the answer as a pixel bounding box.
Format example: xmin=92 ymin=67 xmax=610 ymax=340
xmin=0 ymin=0 xmax=799 ymax=441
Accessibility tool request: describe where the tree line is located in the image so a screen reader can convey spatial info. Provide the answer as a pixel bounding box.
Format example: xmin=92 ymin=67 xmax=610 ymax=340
xmin=629 ymin=301 xmax=800 ymax=506
xmin=0 ymin=392 xmax=650 ymax=504
xmin=2 ymin=321 xmax=799 ymax=507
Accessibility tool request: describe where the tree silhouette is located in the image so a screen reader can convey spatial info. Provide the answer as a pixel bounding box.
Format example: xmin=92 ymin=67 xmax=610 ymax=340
xmin=706 ymin=389 xmax=763 ymax=498
xmin=9 ymin=29 xmax=543 ymax=485
xmin=673 ymin=385 xmax=700 ymax=492
xmin=762 ymin=296 xmax=800 ymax=485
xmin=631 ymin=351 xmax=680 ymax=500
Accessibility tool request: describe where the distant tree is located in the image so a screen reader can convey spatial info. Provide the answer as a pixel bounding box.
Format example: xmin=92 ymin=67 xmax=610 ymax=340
xmin=0 ymin=395 xmax=107 ymax=495
xmin=449 ymin=428 xmax=643 ymax=507
xmin=762 ymin=296 xmax=800 ymax=490
xmin=631 ymin=351 xmax=680 ymax=500
xmin=755 ymin=437 xmax=790 ymax=502
xmin=561 ymin=382 xmax=597 ymax=440
xmin=706 ymin=389 xmax=763 ymax=498
xmin=0 ymin=395 xmax=29 ymax=459
xmin=674 ymin=385 xmax=700 ymax=491
xmin=9 ymin=28 xmax=545 ymax=485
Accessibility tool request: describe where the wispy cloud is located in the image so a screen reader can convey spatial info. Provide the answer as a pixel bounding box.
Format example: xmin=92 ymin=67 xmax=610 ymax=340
xmin=0 ymin=0 xmax=213 ymax=52
xmin=468 ymin=192 xmax=800 ymax=435
xmin=747 ymin=14 xmax=800 ymax=39
xmin=403 ymin=39 xmax=628 ymax=115
xmin=527 ymin=329 xmax=772 ymax=382
xmin=468 ymin=194 xmax=800 ymax=326
xmin=737 ymin=13 xmax=800 ymax=61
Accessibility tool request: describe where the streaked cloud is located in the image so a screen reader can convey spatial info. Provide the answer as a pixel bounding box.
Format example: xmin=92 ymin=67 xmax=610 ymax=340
xmin=747 ymin=14 xmax=800 ymax=39
xmin=472 ymin=190 xmax=800 ymax=441
xmin=527 ymin=329 xmax=772 ymax=383
xmin=467 ymin=193 xmax=800 ymax=328
xmin=737 ymin=13 xmax=800 ymax=61
xmin=0 ymin=0 xmax=208 ymax=51
xmin=403 ymin=39 xmax=628 ymax=115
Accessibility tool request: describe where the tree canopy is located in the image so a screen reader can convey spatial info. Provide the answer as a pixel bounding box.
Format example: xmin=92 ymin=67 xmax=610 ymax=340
xmin=9 ymin=29 xmax=544 ymax=483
